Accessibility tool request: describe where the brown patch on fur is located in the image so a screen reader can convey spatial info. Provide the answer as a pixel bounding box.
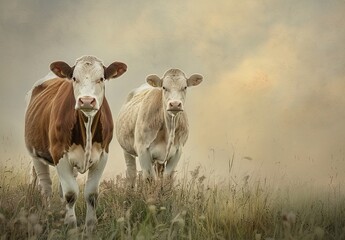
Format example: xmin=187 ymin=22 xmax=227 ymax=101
xmin=25 ymin=78 xmax=114 ymax=165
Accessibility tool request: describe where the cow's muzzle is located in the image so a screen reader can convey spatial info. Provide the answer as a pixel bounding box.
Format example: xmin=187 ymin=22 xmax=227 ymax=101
xmin=77 ymin=96 xmax=97 ymax=111
xmin=167 ymin=101 xmax=183 ymax=114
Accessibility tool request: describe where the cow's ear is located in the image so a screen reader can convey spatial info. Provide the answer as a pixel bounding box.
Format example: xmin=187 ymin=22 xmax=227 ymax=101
xmin=104 ymin=62 xmax=127 ymax=79
xmin=187 ymin=74 xmax=203 ymax=87
xmin=50 ymin=61 xmax=73 ymax=79
xmin=146 ymin=74 xmax=162 ymax=87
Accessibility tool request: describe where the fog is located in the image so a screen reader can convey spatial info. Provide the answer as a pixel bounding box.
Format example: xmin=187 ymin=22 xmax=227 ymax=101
xmin=1 ymin=0 xmax=344 ymax=189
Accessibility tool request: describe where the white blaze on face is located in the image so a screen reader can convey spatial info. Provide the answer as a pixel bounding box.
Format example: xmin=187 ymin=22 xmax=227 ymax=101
xmin=72 ymin=56 xmax=106 ymax=116
xmin=162 ymin=70 xmax=188 ymax=115
xmin=146 ymin=69 xmax=203 ymax=116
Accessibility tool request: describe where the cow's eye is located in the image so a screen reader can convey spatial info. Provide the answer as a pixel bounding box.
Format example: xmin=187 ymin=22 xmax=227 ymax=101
xmin=162 ymin=86 xmax=166 ymax=91
xmin=96 ymin=77 xmax=104 ymax=84
xmin=184 ymin=86 xmax=187 ymax=90
xmin=72 ymin=77 xmax=80 ymax=83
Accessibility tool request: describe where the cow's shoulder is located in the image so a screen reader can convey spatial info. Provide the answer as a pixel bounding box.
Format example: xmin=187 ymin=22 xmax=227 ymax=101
xmin=139 ymin=88 xmax=164 ymax=129
xmin=135 ymin=88 xmax=164 ymax=147
xmin=29 ymin=78 xmax=65 ymax=104
xmin=49 ymin=80 xmax=77 ymax=164
xmin=175 ymin=112 xmax=189 ymax=146
xmin=99 ymin=97 xmax=114 ymax=152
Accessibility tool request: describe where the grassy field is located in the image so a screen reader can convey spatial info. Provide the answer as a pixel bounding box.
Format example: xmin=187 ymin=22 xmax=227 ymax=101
xmin=0 ymin=163 xmax=344 ymax=240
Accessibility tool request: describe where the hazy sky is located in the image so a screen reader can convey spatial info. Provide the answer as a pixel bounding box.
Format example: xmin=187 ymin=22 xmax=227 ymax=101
xmin=1 ymin=0 xmax=344 ymax=188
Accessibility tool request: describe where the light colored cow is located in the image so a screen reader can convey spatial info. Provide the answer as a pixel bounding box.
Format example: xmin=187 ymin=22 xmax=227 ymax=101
xmin=25 ymin=56 xmax=127 ymax=232
xmin=116 ymin=69 xmax=203 ymax=185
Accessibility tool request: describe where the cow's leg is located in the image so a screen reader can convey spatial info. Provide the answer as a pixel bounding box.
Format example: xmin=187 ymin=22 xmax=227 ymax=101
xmin=56 ymin=156 xmax=79 ymax=228
xmin=163 ymin=149 xmax=182 ymax=179
xmin=84 ymin=152 xmax=108 ymax=233
xmin=155 ymin=162 xmax=165 ymax=178
xmin=138 ymin=148 xmax=156 ymax=181
xmin=59 ymin=167 xmax=78 ymax=200
xmin=32 ymin=157 xmax=52 ymax=207
xmin=124 ymin=151 xmax=137 ymax=187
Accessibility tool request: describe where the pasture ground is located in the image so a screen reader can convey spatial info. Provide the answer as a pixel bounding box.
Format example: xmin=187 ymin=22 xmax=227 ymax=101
xmin=0 ymin=163 xmax=344 ymax=240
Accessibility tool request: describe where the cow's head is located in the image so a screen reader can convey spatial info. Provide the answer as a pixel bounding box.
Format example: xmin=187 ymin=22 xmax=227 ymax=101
xmin=50 ymin=56 xmax=127 ymax=116
xmin=146 ymin=69 xmax=203 ymax=116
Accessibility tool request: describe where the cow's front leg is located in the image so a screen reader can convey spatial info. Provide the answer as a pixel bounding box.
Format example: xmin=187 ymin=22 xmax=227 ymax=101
xmin=163 ymin=148 xmax=182 ymax=179
xmin=138 ymin=147 xmax=156 ymax=181
xmin=84 ymin=152 xmax=108 ymax=233
xmin=56 ymin=156 xmax=79 ymax=228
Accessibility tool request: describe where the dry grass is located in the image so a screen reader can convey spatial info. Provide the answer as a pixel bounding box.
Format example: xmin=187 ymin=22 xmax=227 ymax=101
xmin=0 ymin=164 xmax=345 ymax=240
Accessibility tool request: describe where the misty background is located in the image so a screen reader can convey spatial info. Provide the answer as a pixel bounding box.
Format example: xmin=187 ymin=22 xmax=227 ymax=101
xmin=1 ymin=0 xmax=344 ymax=190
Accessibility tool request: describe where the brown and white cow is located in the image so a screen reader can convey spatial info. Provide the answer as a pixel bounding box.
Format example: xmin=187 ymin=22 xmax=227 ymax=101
xmin=25 ymin=56 xmax=127 ymax=232
xmin=116 ymin=69 xmax=203 ymax=185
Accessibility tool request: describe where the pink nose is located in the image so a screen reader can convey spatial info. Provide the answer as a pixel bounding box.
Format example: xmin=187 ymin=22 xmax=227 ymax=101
xmin=78 ymin=96 xmax=96 ymax=110
xmin=168 ymin=101 xmax=183 ymax=112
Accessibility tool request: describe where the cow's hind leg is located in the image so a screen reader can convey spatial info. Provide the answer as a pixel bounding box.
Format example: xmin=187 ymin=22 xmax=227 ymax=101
xmin=32 ymin=157 xmax=52 ymax=207
xmin=84 ymin=152 xmax=108 ymax=234
xmin=124 ymin=151 xmax=137 ymax=187
xmin=56 ymin=157 xmax=79 ymax=228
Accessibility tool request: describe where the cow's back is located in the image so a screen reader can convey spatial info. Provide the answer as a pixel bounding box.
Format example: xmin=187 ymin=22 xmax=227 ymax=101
xmin=25 ymin=78 xmax=72 ymax=164
xmin=116 ymin=87 xmax=160 ymax=156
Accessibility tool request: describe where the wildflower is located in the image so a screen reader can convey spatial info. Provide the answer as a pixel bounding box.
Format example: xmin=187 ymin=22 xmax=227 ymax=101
xmin=117 ymin=217 xmax=125 ymax=224
xmin=28 ymin=213 xmax=39 ymax=225
xmin=314 ymin=227 xmax=324 ymax=239
xmin=175 ymin=218 xmax=185 ymax=228
xmin=125 ymin=209 xmax=131 ymax=219
xmin=286 ymin=211 xmax=296 ymax=225
xmin=146 ymin=197 xmax=155 ymax=205
xmin=0 ymin=213 xmax=5 ymax=224
xmin=148 ymin=205 xmax=156 ymax=215
xmin=198 ymin=175 xmax=206 ymax=183
xmin=255 ymin=233 xmax=261 ymax=240
xmin=33 ymin=223 xmax=43 ymax=235
xmin=282 ymin=211 xmax=296 ymax=230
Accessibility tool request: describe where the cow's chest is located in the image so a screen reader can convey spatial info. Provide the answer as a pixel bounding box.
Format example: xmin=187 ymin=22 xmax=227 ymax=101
xmin=150 ymin=142 xmax=178 ymax=164
xmin=67 ymin=143 xmax=103 ymax=173
xmin=149 ymin=129 xmax=179 ymax=164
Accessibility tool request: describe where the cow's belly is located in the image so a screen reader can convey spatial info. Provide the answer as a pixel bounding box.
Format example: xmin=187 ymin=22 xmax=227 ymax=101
xmin=150 ymin=142 xmax=178 ymax=164
xmin=67 ymin=143 xmax=103 ymax=173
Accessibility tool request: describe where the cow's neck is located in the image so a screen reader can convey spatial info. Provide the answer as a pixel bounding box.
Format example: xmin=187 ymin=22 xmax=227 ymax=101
xmin=76 ymin=111 xmax=100 ymax=173
xmin=163 ymin=111 xmax=178 ymax=163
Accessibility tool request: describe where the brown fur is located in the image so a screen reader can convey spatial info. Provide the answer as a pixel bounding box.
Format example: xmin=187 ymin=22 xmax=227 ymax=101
xmin=25 ymin=78 xmax=113 ymax=165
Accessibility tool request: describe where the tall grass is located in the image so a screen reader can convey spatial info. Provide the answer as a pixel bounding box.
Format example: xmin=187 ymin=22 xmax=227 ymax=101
xmin=0 ymin=163 xmax=344 ymax=239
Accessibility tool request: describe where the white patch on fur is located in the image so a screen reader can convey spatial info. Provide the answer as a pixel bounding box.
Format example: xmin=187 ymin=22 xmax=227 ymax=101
xmin=84 ymin=116 xmax=93 ymax=171
xmin=84 ymin=151 xmax=108 ymax=233
xmin=151 ymin=115 xmax=178 ymax=164
xmin=72 ymin=56 xmax=105 ymax=111
xmin=67 ymin=141 xmax=103 ymax=174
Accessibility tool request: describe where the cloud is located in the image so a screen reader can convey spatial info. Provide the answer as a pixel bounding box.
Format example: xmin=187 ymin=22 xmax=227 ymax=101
xmin=0 ymin=0 xmax=344 ymax=187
